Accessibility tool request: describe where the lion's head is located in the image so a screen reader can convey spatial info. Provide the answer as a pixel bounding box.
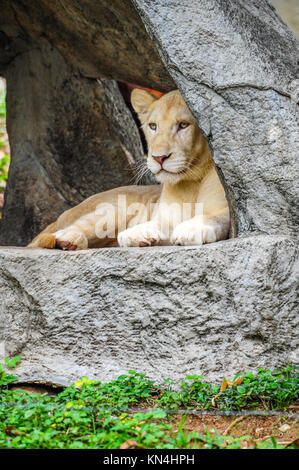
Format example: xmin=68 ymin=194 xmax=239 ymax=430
xmin=131 ymin=89 xmax=209 ymax=184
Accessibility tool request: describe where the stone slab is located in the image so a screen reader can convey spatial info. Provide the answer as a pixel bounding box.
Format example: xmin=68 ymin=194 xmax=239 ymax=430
xmin=0 ymin=234 xmax=297 ymax=386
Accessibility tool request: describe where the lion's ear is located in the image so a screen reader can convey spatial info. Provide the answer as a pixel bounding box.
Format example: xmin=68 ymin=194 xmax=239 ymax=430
xmin=131 ymin=89 xmax=157 ymax=122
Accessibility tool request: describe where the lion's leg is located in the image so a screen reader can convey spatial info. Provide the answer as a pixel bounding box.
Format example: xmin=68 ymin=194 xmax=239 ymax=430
xmin=28 ymin=185 xmax=162 ymax=250
xmin=170 ymin=209 xmax=230 ymax=246
xmin=28 ymin=233 xmax=57 ymax=248
xmin=117 ymin=220 xmax=165 ymax=247
xmin=27 ymin=222 xmax=57 ymax=248
xmin=53 ymin=213 xmax=96 ymax=250
xmin=54 ymin=230 xmax=88 ymax=251
xmin=29 ymin=221 xmax=96 ymax=251
xmin=28 ymin=203 xmax=115 ymax=251
xmin=28 ymin=218 xmax=91 ymax=251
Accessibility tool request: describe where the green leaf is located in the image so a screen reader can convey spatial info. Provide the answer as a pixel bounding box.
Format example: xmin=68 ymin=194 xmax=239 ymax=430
xmin=4 ymin=356 xmax=22 ymax=368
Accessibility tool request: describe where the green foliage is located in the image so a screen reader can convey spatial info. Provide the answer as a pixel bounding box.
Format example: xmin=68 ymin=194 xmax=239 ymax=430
xmin=216 ymin=366 xmax=299 ymax=411
xmin=0 ymin=150 xmax=9 ymax=183
xmin=0 ymin=85 xmax=5 ymax=119
xmin=155 ymin=366 xmax=298 ymax=412
xmin=0 ymin=360 xmax=18 ymax=389
xmin=0 ymin=153 xmax=9 ymax=193
xmin=0 ymin=81 xmax=9 ymax=192
xmin=185 ymin=424 xmax=252 ymax=449
xmin=0 ymin=358 xmax=297 ymax=449
xmin=156 ymin=375 xmax=217 ymax=410
xmin=4 ymin=356 xmax=21 ymax=369
xmin=56 ymin=370 xmax=156 ymax=411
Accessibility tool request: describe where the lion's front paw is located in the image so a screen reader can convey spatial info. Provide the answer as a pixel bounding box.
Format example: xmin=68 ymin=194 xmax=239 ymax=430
xmin=54 ymin=229 xmax=88 ymax=250
xmin=171 ymin=220 xmax=217 ymax=246
xmin=117 ymin=222 xmax=165 ymax=247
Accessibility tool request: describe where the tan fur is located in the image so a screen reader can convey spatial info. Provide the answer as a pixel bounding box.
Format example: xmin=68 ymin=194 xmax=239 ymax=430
xmin=28 ymin=90 xmax=230 ymax=250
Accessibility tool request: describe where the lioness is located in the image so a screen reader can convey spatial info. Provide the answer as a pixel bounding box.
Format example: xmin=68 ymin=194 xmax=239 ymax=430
xmin=28 ymin=89 xmax=230 ymax=250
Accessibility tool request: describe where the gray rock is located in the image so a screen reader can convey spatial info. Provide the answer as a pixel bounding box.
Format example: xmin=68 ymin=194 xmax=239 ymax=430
xmin=0 ymin=235 xmax=297 ymax=386
xmin=0 ymin=1 xmax=297 ymax=388
xmin=1 ymin=0 xmax=298 ymax=240
xmin=0 ymin=0 xmax=171 ymax=245
xmin=0 ymin=44 xmax=149 ymax=246
xmin=0 ymin=0 xmax=174 ymax=91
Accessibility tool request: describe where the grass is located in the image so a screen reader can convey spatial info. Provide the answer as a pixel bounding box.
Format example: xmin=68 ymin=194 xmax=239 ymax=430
xmin=0 ymin=358 xmax=298 ymax=449
xmin=0 ymin=82 xmax=5 ymax=119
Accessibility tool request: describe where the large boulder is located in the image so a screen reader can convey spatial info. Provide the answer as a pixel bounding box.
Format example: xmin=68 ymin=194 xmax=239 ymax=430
xmin=0 ymin=0 xmax=174 ymax=91
xmin=133 ymin=0 xmax=299 ymax=238
xmin=0 ymin=1 xmax=297 ymax=386
xmin=0 ymin=0 xmax=298 ymax=242
xmin=0 ymin=0 xmax=172 ymax=245
xmin=0 ymin=44 xmax=150 ymax=245
xmin=0 ymin=235 xmax=297 ymax=386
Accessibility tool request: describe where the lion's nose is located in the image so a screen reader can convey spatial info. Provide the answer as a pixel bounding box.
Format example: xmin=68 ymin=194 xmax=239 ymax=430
xmin=152 ymin=154 xmax=172 ymax=165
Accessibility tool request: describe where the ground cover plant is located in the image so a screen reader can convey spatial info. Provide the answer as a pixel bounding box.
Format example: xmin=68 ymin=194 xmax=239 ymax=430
xmin=0 ymin=80 xmax=10 ymax=216
xmin=0 ymin=358 xmax=298 ymax=449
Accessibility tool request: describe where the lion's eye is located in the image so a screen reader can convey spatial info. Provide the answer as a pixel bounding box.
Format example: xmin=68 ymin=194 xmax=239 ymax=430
xmin=149 ymin=123 xmax=157 ymax=131
xmin=178 ymin=122 xmax=189 ymax=130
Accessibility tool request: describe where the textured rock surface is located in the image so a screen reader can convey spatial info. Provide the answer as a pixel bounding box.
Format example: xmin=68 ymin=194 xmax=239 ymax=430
xmin=0 ymin=0 xmax=169 ymax=245
xmin=0 ymin=235 xmax=297 ymax=386
xmin=0 ymin=1 xmax=297 ymax=387
xmin=133 ymin=0 xmax=299 ymax=238
xmin=1 ymin=0 xmax=298 ymax=242
xmin=0 ymin=44 xmax=148 ymax=246
xmin=0 ymin=0 xmax=174 ymax=91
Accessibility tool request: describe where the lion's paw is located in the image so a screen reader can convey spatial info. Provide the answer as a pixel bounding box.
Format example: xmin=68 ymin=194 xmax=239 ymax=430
xmin=171 ymin=220 xmax=217 ymax=246
xmin=117 ymin=222 xmax=165 ymax=247
xmin=54 ymin=229 xmax=88 ymax=250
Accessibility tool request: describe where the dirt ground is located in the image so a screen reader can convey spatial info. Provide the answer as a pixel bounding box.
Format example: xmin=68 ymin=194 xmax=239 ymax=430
xmin=172 ymin=412 xmax=299 ymax=448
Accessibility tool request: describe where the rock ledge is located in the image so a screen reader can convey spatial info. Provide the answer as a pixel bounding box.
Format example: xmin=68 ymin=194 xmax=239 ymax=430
xmin=0 ymin=235 xmax=297 ymax=385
